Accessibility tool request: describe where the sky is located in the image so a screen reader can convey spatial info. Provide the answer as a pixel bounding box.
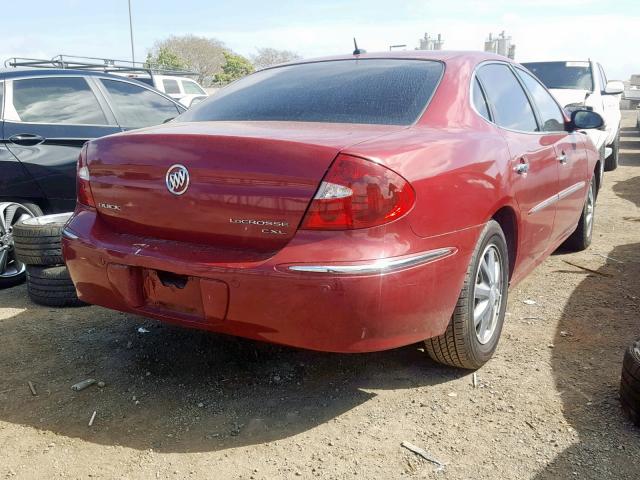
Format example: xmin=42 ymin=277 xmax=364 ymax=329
xmin=3 ymin=0 xmax=639 ymax=79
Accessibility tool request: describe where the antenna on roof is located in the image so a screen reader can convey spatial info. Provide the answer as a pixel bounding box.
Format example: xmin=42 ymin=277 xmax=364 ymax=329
xmin=353 ymin=38 xmax=366 ymax=55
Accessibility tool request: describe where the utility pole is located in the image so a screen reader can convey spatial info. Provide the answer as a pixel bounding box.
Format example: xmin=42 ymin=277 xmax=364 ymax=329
xmin=128 ymin=0 xmax=135 ymax=63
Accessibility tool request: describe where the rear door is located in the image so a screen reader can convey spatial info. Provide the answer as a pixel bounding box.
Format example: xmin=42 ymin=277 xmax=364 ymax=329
xmin=476 ymin=63 xmax=559 ymax=271
xmin=0 ymin=79 xmax=44 ymax=202
xmin=96 ymin=78 xmax=184 ymax=130
xmin=514 ymin=66 xmax=587 ymax=244
xmin=3 ymin=75 xmax=120 ymax=211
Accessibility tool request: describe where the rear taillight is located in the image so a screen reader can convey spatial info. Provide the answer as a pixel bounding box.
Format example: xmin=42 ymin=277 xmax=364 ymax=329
xmin=77 ymin=143 xmax=95 ymax=208
xmin=301 ymin=154 xmax=415 ymax=230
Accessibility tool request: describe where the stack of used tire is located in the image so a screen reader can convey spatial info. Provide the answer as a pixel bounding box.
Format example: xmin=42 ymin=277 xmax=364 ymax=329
xmin=13 ymin=213 xmax=85 ymax=307
xmin=621 ymin=340 xmax=640 ymax=427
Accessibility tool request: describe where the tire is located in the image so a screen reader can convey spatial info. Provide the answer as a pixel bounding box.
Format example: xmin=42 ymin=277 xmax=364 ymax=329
xmin=0 ymin=202 xmax=42 ymax=289
xmin=620 ymin=341 xmax=640 ymax=426
xmin=13 ymin=213 xmax=72 ymax=266
xmin=604 ymin=131 xmax=619 ymax=171
xmin=26 ymin=265 xmax=85 ymax=307
xmin=425 ymin=220 xmax=509 ymax=369
xmin=564 ymin=176 xmax=596 ymax=252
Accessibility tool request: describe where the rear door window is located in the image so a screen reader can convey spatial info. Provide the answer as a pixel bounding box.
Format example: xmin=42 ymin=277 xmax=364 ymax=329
xmin=180 ymin=59 xmax=444 ymax=126
xmin=162 ymin=79 xmax=181 ymax=94
xmin=515 ymin=68 xmax=565 ymax=132
xmin=472 ymin=78 xmax=491 ymax=121
xmin=0 ymin=81 xmax=4 ymax=119
xmin=11 ymin=77 xmax=107 ymax=125
xmin=476 ymin=63 xmax=538 ymax=132
xmin=100 ymin=79 xmax=181 ymax=129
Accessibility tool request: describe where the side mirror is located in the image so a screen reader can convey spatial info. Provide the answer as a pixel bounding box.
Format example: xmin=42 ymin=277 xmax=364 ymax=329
xmin=570 ymin=110 xmax=604 ymax=130
xmin=604 ymin=80 xmax=624 ymax=95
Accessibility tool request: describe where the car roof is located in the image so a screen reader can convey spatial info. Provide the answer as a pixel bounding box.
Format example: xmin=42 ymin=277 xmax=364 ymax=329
xmin=268 ymin=50 xmax=513 ymax=69
xmin=520 ymin=60 xmax=591 ymax=64
xmin=0 ymin=67 xmax=150 ymax=81
xmin=154 ymin=74 xmax=198 ymax=81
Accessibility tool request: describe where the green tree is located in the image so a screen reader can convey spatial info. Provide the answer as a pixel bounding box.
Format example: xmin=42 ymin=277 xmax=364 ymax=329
xmin=145 ymin=47 xmax=186 ymax=70
xmin=213 ymin=52 xmax=254 ymax=85
xmin=251 ymin=47 xmax=301 ymax=70
xmin=148 ymin=35 xmax=227 ymax=85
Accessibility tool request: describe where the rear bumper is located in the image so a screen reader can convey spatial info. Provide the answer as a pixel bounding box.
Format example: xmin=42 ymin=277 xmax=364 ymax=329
xmin=62 ymin=209 xmax=480 ymax=353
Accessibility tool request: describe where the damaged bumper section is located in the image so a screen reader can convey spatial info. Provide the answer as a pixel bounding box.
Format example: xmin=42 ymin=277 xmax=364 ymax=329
xmin=62 ymin=207 xmax=479 ymax=353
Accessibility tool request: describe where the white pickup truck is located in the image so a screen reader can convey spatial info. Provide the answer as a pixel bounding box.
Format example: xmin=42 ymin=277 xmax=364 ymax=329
xmin=522 ymin=60 xmax=624 ymax=174
xmin=133 ymin=74 xmax=208 ymax=108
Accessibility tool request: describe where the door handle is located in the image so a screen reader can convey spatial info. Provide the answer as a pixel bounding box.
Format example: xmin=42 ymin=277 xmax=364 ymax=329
xmin=8 ymin=133 xmax=45 ymax=146
xmin=515 ymin=161 xmax=529 ymax=175
xmin=557 ymin=152 xmax=568 ymax=164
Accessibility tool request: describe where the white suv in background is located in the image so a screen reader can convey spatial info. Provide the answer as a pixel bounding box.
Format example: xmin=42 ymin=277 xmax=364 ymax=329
xmin=522 ymin=60 xmax=624 ymax=173
xmin=133 ymin=74 xmax=208 ymax=108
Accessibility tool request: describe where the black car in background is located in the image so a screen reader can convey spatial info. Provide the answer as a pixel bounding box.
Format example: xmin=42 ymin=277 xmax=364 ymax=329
xmin=0 ymin=68 xmax=186 ymax=213
xmin=0 ymin=68 xmax=185 ymax=287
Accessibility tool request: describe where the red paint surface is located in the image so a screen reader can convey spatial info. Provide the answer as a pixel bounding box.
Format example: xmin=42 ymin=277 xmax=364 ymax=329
xmin=62 ymin=51 xmax=598 ymax=352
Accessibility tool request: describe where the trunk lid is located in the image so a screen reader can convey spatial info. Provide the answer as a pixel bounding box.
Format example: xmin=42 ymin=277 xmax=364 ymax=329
xmin=88 ymin=121 xmax=402 ymax=253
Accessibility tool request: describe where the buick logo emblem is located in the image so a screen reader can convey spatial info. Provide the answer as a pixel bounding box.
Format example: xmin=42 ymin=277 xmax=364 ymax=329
xmin=165 ymin=164 xmax=189 ymax=195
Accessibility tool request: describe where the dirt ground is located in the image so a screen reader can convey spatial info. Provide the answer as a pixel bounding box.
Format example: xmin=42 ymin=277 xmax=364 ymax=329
xmin=1 ymin=111 xmax=639 ymax=480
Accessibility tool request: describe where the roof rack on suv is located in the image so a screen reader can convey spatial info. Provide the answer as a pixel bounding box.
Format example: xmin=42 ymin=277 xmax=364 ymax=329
xmin=4 ymin=54 xmax=198 ymax=78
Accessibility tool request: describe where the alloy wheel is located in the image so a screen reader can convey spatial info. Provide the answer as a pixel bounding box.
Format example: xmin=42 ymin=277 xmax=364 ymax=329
xmin=0 ymin=203 xmax=37 ymax=280
xmin=473 ymin=244 xmax=504 ymax=345
xmin=585 ymin=180 xmax=595 ymax=237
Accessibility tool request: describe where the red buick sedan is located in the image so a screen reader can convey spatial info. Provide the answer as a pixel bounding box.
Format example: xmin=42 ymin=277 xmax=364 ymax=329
xmin=62 ymin=51 xmax=603 ymax=369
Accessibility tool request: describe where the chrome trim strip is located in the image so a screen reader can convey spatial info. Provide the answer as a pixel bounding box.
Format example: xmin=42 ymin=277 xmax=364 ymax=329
xmin=529 ymin=194 xmax=559 ymax=215
xmin=528 ymin=181 xmax=586 ymax=215
xmin=287 ymin=247 xmax=456 ymax=275
xmin=557 ymin=181 xmax=586 ymax=200
xmin=61 ymin=229 xmax=79 ymax=240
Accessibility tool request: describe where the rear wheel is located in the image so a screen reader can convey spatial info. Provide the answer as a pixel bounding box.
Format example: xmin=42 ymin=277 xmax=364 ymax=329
xmin=604 ymin=132 xmax=619 ymax=171
xmin=564 ymin=177 xmax=595 ymax=252
xmin=425 ymin=220 xmax=509 ymax=369
xmin=0 ymin=202 xmax=42 ymax=289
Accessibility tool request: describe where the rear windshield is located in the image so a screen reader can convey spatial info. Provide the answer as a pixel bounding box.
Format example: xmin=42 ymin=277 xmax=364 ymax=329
xmin=522 ymin=61 xmax=593 ymax=91
xmin=179 ymin=59 xmax=444 ymax=125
